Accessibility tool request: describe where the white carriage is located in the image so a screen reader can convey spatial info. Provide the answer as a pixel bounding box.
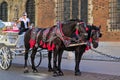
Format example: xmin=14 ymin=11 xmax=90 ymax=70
xmin=0 ymin=21 xmax=42 ymax=70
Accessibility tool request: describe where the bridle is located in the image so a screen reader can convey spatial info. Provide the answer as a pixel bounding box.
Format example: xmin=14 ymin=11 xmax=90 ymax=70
xmin=90 ymin=29 xmax=100 ymax=43
xmin=75 ymin=22 xmax=88 ymax=41
xmin=56 ymin=21 xmax=88 ymax=47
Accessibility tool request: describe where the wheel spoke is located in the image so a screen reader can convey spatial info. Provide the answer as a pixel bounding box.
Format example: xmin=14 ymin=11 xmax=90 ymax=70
xmin=5 ymin=59 xmax=10 ymax=66
xmin=1 ymin=60 xmax=4 ymax=67
xmin=4 ymin=60 xmax=9 ymax=69
xmin=0 ymin=54 xmax=3 ymax=58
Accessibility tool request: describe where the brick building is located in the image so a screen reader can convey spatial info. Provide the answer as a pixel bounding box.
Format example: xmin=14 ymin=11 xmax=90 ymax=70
xmin=0 ymin=0 xmax=120 ymax=41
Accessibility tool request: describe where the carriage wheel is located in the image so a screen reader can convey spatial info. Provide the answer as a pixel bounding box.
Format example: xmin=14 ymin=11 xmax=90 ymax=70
xmin=0 ymin=45 xmax=12 ymax=70
xmin=28 ymin=50 xmax=42 ymax=68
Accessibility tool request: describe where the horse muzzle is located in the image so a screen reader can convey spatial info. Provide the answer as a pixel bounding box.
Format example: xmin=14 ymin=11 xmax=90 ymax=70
xmin=92 ymin=42 xmax=98 ymax=48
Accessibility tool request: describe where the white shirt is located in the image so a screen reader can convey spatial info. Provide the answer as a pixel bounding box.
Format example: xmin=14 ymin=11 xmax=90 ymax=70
xmin=19 ymin=17 xmax=30 ymax=29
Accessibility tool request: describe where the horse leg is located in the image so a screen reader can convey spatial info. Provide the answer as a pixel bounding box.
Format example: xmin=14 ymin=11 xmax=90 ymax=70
xmin=52 ymin=50 xmax=59 ymax=77
xmin=57 ymin=50 xmax=64 ymax=76
xmin=48 ymin=51 xmax=53 ymax=72
xmin=31 ymin=47 xmax=38 ymax=73
xmin=75 ymin=46 xmax=86 ymax=76
xmin=24 ymin=49 xmax=29 ymax=73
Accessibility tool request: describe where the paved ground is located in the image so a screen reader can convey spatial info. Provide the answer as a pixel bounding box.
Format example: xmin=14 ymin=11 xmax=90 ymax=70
xmin=1 ymin=42 xmax=120 ymax=80
xmin=0 ymin=63 xmax=120 ymax=80
xmin=19 ymin=66 xmax=120 ymax=80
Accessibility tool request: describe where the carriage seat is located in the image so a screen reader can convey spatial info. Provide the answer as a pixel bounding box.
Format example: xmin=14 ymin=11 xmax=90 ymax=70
xmin=2 ymin=26 xmax=19 ymax=33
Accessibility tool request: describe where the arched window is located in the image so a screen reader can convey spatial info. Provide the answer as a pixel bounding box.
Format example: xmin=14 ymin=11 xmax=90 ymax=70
xmin=26 ymin=0 xmax=35 ymax=24
xmin=0 ymin=1 xmax=8 ymax=21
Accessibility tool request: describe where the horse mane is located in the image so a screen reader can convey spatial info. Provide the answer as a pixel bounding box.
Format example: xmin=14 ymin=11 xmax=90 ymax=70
xmin=62 ymin=19 xmax=83 ymax=24
xmin=86 ymin=24 xmax=100 ymax=40
xmin=68 ymin=19 xmax=83 ymax=22
xmin=87 ymin=24 xmax=99 ymax=30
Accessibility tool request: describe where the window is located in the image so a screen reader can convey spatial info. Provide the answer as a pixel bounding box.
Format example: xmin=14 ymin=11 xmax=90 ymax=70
xmin=72 ymin=0 xmax=79 ymax=19
xmin=81 ymin=0 xmax=88 ymax=23
xmin=55 ymin=0 xmax=88 ymax=23
xmin=55 ymin=0 xmax=64 ymax=21
xmin=64 ymin=0 xmax=71 ymax=21
xmin=56 ymin=0 xmax=78 ymax=22
xmin=26 ymin=0 xmax=35 ymax=24
xmin=109 ymin=0 xmax=120 ymax=31
xmin=0 ymin=1 xmax=8 ymax=21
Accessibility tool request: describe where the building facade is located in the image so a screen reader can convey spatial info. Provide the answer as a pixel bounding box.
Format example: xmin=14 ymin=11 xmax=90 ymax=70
xmin=0 ymin=0 xmax=120 ymax=41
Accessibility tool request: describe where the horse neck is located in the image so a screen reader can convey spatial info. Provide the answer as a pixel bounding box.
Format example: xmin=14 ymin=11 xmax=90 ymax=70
xmin=87 ymin=25 xmax=92 ymax=40
xmin=62 ymin=22 xmax=76 ymax=37
xmin=87 ymin=25 xmax=98 ymax=40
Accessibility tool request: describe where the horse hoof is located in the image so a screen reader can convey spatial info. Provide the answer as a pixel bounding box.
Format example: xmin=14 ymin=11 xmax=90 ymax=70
xmin=53 ymin=72 xmax=59 ymax=77
xmin=33 ymin=69 xmax=38 ymax=73
xmin=24 ymin=67 xmax=29 ymax=73
xmin=48 ymin=68 xmax=53 ymax=72
xmin=58 ymin=71 xmax=64 ymax=76
xmin=75 ymin=72 xmax=81 ymax=76
xmin=24 ymin=70 xmax=29 ymax=73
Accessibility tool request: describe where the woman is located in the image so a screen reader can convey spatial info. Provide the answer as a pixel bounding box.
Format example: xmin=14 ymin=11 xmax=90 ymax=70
xmin=16 ymin=12 xmax=30 ymax=48
xmin=17 ymin=12 xmax=30 ymax=35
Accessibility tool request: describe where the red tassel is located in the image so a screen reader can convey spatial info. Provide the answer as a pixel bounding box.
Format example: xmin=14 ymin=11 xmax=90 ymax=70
xmin=89 ymin=38 xmax=92 ymax=42
xmin=75 ymin=29 xmax=79 ymax=35
xmin=85 ymin=46 xmax=89 ymax=50
xmin=86 ymin=27 xmax=89 ymax=31
xmin=43 ymin=43 xmax=47 ymax=48
xmin=47 ymin=43 xmax=52 ymax=51
xmin=89 ymin=46 xmax=91 ymax=49
xmin=29 ymin=39 xmax=36 ymax=48
xmin=40 ymin=40 xmax=43 ymax=45
xmin=85 ymin=45 xmax=91 ymax=51
xmin=51 ymin=43 xmax=55 ymax=50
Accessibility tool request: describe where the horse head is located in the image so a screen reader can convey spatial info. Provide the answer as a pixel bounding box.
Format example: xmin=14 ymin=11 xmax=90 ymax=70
xmin=75 ymin=21 xmax=88 ymax=42
xmin=87 ymin=24 xmax=102 ymax=48
xmin=62 ymin=19 xmax=88 ymax=43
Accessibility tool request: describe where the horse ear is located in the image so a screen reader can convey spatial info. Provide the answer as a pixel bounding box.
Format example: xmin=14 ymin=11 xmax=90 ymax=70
xmin=99 ymin=25 xmax=101 ymax=29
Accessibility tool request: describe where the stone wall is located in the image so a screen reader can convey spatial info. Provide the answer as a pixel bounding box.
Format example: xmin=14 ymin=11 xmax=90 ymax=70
xmin=0 ymin=0 xmax=120 ymax=41
xmin=92 ymin=0 xmax=120 ymax=41
xmin=0 ymin=0 xmax=55 ymax=28
xmin=36 ymin=0 xmax=55 ymax=28
xmin=0 ymin=0 xmax=27 ymax=21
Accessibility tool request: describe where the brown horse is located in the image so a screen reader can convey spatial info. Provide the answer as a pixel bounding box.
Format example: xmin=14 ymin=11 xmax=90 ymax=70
xmin=24 ymin=19 xmax=88 ymax=75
